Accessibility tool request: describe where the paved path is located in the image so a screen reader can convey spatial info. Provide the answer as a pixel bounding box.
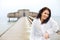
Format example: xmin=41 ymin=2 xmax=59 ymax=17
xmin=0 ymin=17 xmax=31 ymax=40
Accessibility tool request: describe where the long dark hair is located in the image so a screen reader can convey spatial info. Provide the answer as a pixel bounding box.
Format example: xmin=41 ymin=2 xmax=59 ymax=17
xmin=36 ymin=7 xmax=51 ymax=24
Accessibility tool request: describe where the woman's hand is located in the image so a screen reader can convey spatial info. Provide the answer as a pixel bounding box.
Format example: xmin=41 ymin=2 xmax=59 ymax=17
xmin=43 ymin=32 xmax=49 ymax=39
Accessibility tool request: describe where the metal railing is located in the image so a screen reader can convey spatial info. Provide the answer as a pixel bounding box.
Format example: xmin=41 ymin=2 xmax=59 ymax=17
xmin=27 ymin=16 xmax=35 ymax=24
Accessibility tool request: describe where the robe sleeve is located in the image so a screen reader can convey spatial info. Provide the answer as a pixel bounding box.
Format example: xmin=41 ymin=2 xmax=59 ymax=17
xmin=47 ymin=18 xmax=59 ymax=36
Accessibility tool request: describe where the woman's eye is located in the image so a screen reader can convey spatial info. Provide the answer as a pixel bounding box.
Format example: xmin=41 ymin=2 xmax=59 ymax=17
xmin=45 ymin=13 xmax=46 ymax=14
xmin=45 ymin=13 xmax=49 ymax=15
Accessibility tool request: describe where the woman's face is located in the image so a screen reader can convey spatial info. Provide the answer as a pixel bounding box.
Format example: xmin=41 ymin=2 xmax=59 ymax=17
xmin=41 ymin=10 xmax=49 ymax=20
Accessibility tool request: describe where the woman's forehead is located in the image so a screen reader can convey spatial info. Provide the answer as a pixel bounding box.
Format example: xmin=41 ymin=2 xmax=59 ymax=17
xmin=43 ymin=10 xmax=49 ymax=13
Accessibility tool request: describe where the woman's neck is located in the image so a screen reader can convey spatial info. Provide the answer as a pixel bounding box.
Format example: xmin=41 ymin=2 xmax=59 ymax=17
xmin=40 ymin=18 xmax=44 ymax=23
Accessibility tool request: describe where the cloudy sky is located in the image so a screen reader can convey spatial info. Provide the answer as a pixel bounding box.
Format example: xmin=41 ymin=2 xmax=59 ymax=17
xmin=0 ymin=0 xmax=60 ymax=19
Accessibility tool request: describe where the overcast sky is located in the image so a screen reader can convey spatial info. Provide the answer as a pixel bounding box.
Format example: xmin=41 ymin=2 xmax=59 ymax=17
xmin=0 ymin=0 xmax=60 ymax=19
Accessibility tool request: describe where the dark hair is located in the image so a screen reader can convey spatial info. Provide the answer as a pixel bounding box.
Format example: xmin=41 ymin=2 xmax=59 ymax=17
xmin=36 ymin=7 xmax=51 ymax=24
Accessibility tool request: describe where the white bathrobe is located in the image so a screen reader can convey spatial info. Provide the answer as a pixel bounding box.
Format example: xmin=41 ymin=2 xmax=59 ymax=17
xmin=30 ymin=18 xmax=59 ymax=40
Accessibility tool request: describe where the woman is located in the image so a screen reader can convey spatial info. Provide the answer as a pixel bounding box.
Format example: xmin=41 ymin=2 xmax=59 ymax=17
xmin=30 ymin=7 xmax=59 ymax=40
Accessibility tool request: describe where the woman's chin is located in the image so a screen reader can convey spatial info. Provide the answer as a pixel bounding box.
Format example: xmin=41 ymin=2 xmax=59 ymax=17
xmin=43 ymin=18 xmax=47 ymax=20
